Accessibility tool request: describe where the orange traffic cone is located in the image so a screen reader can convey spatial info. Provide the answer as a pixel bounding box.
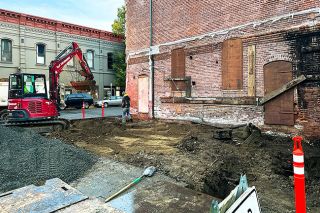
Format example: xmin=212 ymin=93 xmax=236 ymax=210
xmin=292 ymin=136 xmax=306 ymax=213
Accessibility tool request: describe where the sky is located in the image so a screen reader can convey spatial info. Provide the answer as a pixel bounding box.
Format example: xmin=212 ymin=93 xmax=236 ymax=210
xmin=0 ymin=0 xmax=125 ymax=31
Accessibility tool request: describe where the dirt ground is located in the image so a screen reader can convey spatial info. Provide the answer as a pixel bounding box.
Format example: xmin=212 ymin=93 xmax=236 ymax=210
xmin=50 ymin=118 xmax=320 ymax=213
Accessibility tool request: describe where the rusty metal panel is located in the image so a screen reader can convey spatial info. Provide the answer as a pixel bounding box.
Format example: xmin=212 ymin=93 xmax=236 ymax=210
xmin=264 ymin=61 xmax=294 ymax=125
xmin=171 ymin=48 xmax=186 ymax=91
xmin=248 ymin=45 xmax=256 ymax=96
xmin=222 ymin=39 xmax=243 ymax=90
xmin=138 ymin=76 xmax=149 ymax=113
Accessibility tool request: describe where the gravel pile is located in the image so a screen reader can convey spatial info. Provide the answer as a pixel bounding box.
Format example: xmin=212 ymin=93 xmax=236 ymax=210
xmin=0 ymin=125 xmax=98 ymax=193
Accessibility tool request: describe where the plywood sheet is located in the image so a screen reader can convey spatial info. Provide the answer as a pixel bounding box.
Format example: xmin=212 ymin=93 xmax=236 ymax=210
xmin=171 ymin=48 xmax=186 ymax=91
xmin=138 ymin=76 xmax=149 ymax=113
xmin=222 ymin=39 xmax=243 ymax=90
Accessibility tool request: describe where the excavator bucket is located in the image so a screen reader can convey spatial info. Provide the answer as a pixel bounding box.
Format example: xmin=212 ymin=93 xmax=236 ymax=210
xmin=70 ymin=80 xmax=96 ymax=91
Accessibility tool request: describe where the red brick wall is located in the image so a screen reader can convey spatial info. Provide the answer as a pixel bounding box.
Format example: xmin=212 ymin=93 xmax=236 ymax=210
xmin=126 ymin=1 xmax=320 ymax=137
xmin=296 ymin=87 xmax=320 ymax=138
xmin=126 ymin=0 xmax=320 ymax=52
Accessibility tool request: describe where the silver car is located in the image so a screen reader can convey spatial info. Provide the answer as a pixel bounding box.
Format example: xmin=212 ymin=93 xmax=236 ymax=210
xmin=95 ymin=96 xmax=123 ymax=108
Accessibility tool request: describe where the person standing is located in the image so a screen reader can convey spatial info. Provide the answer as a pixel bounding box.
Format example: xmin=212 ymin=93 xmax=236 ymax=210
xmin=122 ymin=92 xmax=132 ymax=125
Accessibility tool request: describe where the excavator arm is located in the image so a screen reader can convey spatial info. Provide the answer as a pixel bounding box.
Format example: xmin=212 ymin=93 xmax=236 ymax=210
xmin=49 ymin=42 xmax=95 ymax=104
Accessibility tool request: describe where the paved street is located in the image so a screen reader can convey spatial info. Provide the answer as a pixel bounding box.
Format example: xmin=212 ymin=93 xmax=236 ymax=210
xmin=60 ymin=107 xmax=122 ymax=120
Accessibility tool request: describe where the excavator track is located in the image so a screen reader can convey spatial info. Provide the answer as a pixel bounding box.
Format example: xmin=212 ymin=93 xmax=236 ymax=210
xmin=1 ymin=118 xmax=70 ymax=134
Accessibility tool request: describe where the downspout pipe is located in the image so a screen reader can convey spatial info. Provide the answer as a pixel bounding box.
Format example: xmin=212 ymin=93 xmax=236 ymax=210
xmin=149 ymin=0 xmax=155 ymax=119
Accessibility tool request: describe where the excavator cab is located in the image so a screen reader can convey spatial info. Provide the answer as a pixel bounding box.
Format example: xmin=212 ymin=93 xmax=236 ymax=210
xmin=8 ymin=73 xmax=58 ymax=121
xmin=9 ymin=73 xmax=47 ymax=99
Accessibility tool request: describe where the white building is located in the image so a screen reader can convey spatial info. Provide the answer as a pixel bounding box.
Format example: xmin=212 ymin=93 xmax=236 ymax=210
xmin=0 ymin=9 xmax=124 ymax=101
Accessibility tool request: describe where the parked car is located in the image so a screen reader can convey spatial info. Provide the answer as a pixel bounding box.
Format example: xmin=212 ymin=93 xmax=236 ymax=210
xmin=95 ymin=96 xmax=123 ymax=108
xmin=64 ymin=93 xmax=94 ymax=109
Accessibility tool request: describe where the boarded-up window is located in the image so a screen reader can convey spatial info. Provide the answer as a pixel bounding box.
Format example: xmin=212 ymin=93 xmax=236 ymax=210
xmin=171 ymin=48 xmax=186 ymax=91
xmin=138 ymin=76 xmax=149 ymax=113
xmin=222 ymin=39 xmax=243 ymax=90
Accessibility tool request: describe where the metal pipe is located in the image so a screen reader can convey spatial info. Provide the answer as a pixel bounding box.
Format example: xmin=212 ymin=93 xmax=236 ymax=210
xmin=149 ymin=0 xmax=155 ymax=119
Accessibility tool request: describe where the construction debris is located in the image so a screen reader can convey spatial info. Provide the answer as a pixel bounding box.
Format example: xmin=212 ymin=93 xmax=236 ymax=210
xmin=213 ymin=123 xmax=261 ymax=143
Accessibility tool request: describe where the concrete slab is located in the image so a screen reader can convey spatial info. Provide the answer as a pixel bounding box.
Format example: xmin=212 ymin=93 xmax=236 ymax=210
xmin=57 ymin=198 xmax=123 ymax=213
xmin=0 ymin=158 xmax=214 ymax=212
xmin=71 ymin=158 xmax=213 ymax=213
xmin=0 ymin=178 xmax=122 ymax=213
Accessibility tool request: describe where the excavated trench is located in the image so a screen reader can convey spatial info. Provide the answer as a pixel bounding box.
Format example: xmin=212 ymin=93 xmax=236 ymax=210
xmin=48 ymin=119 xmax=320 ymax=212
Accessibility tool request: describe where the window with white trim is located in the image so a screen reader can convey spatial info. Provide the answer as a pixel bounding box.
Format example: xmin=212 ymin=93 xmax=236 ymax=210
xmin=1 ymin=39 xmax=12 ymax=62
xmin=87 ymin=50 xmax=94 ymax=69
xmin=36 ymin=43 xmax=46 ymax=64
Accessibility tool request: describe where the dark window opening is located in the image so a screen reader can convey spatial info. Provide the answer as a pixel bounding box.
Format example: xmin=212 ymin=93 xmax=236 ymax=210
xmin=36 ymin=43 xmax=46 ymax=64
xmin=108 ymin=53 xmax=114 ymax=69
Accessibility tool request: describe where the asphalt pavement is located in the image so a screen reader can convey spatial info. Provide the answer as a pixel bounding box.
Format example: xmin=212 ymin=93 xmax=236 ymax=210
xmin=59 ymin=107 xmax=122 ymax=120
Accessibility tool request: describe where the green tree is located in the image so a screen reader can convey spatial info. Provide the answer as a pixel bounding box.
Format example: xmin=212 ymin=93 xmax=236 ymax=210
xmin=112 ymin=5 xmax=126 ymax=89
xmin=112 ymin=5 xmax=126 ymax=37
xmin=113 ymin=52 xmax=126 ymax=88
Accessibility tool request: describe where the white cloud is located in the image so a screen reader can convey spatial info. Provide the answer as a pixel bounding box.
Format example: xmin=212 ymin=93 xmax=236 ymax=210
xmin=0 ymin=0 xmax=125 ymax=31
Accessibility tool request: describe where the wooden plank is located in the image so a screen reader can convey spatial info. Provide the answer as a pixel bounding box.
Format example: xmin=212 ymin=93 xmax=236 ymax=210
xmin=248 ymin=45 xmax=256 ymax=97
xmin=222 ymin=39 xmax=229 ymax=90
xmin=260 ymin=75 xmax=306 ymax=105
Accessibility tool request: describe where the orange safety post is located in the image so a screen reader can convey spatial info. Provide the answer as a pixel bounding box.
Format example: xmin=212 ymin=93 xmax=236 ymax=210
xmin=102 ymin=102 xmax=105 ymax=117
xmin=82 ymin=102 xmax=85 ymax=119
xmin=292 ymin=136 xmax=306 ymax=213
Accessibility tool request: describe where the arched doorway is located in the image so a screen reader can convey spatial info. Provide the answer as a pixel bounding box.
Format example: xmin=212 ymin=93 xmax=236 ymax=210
xmin=264 ymin=61 xmax=294 ymax=125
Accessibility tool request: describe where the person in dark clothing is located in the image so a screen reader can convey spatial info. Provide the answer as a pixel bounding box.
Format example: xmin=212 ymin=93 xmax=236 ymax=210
xmin=122 ymin=92 xmax=132 ymax=124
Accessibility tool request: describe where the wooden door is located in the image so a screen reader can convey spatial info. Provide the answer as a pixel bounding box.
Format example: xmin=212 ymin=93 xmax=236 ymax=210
xmin=264 ymin=61 xmax=294 ymax=125
xmin=138 ymin=76 xmax=149 ymax=113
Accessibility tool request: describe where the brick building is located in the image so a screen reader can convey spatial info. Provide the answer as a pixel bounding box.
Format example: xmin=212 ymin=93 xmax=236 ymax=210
xmin=126 ymin=0 xmax=320 ymax=138
xmin=0 ymin=9 xmax=124 ymax=101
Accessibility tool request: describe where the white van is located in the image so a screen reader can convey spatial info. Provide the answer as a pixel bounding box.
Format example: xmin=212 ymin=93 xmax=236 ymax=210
xmin=0 ymin=81 xmax=8 ymax=109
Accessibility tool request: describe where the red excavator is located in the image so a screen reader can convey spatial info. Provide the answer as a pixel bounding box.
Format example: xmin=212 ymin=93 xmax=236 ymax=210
xmin=6 ymin=42 xmax=96 ymax=129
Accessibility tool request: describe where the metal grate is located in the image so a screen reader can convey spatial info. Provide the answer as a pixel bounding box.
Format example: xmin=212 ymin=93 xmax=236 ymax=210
xmin=28 ymin=101 xmax=42 ymax=114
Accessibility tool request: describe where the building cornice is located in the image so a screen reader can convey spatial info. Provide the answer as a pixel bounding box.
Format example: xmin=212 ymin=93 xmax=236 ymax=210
xmin=0 ymin=8 xmax=124 ymax=43
xmin=0 ymin=21 xmax=124 ymax=47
